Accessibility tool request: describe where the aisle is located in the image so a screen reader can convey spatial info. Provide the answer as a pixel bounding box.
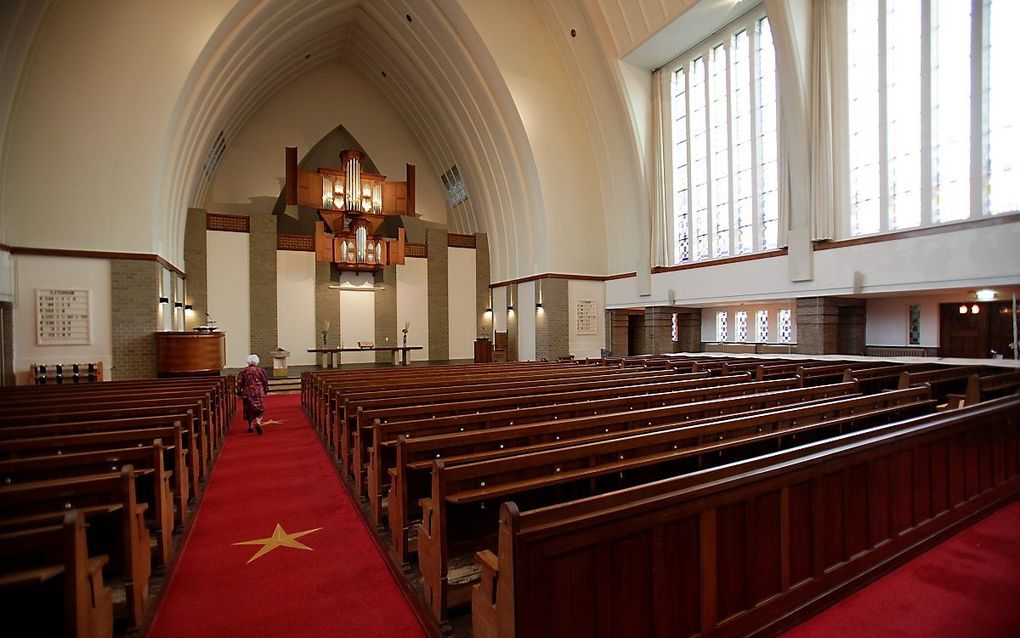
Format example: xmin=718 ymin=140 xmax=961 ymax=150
xmin=147 ymin=394 xmax=427 ymax=638
xmin=783 ymin=497 xmax=1020 ymax=638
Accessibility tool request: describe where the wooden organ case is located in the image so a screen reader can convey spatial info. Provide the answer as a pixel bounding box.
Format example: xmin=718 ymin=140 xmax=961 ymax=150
xmin=285 ymin=147 xmax=413 ymax=270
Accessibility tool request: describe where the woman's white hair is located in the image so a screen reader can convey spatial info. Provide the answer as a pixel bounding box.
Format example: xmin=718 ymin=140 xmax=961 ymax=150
xmin=246 ymin=354 xmax=260 ymax=366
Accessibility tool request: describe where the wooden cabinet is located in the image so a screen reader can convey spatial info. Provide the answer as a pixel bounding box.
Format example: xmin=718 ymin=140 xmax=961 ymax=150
xmin=155 ymin=332 xmax=225 ymax=377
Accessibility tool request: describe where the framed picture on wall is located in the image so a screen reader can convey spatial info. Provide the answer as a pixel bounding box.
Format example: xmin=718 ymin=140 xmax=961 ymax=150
xmin=36 ymin=288 xmax=91 ymax=345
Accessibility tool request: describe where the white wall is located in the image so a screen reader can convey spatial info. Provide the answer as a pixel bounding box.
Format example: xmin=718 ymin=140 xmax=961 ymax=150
xmin=206 ymin=230 xmax=250 ymax=368
xmin=492 ymin=286 xmax=508 ymax=333
xmin=339 ymin=289 xmax=375 ymax=364
xmin=0 ymin=248 xmax=13 ymax=303
xmin=397 ymin=258 xmax=430 ymax=361
xmin=448 ymin=247 xmax=477 ymax=360
xmin=277 ymin=250 xmax=316 ymax=366
xmin=568 ymin=279 xmax=606 ymax=359
xmin=204 ymin=60 xmax=446 ymax=225
xmin=159 ymin=267 xmax=173 ymax=332
xmin=517 ymin=281 xmax=537 ymax=360
xmin=11 ymin=255 xmax=112 ymax=384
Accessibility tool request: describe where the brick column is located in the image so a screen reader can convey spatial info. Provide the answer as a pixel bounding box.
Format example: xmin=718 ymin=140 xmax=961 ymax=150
xmin=535 ymin=278 xmax=569 ymax=360
xmin=608 ymin=309 xmax=630 ymax=357
xmin=0 ymin=300 xmax=12 ymax=385
xmin=183 ymin=209 xmax=207 ymax=330
xmin=111 ymin=260 xmax=160 ymax=379
xmin=249 ymin=212 xmax=278 ymax=362
xmin=426 ymin=229 xmax=449 ymax=361
xmin=507 ymin=284 xmax=519 ymax=361
xmin=375 ymin=265 xmax=398 ymax=363
xmin=475 ymin=233 xmax=491 ymax=338
xmin=314 ymin=262 xmax=340 ymax=364
xmin=674 ymin=307 xmax=703 ymax=353
xmin=796 ymin=297 xmax=866 ymax=355
xmin=644 ymin=306 xmax=676 ymax=355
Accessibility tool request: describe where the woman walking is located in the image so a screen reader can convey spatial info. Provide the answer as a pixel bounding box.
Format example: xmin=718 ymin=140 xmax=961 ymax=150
xmin=236 ymin=354 xmax=270 ymax=435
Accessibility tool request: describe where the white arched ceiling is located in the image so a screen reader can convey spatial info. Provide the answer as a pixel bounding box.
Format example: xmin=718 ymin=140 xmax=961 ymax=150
xmin=158 ymin=0 xmax=560 ymax=281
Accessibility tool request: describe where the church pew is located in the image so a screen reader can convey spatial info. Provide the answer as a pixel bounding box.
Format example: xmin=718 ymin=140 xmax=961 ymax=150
xmin=842 ymin=362 xmax=946 ymax=394
xmin=796 ymin=361 xmax=891 ymax=386
xmin=0 ymin=467 xmax=152 ymax=627
xmin=417 ymin=388 xmax=935 ymax=621
xmin=472 ymin=393 xmax=1020 ymax=638
xmin=385 ymin=388 xmax=887 ymax=565
xmin=945 ymin=371 xmax=1020 ymax=408
xmin=365 ymin=375 xmax=825 ymax=525
xmin=897 ymin=365 xmax=990 ymax=402
xmin=0 ymin=402 xmax=210 ymax=481
xmin=0 ymin=421 xmax=193 ymax=521
xmin=354 ymin=375 xmax=801 ymax=500
xmin=345 ymin=371 xmax=724 ymax=483
xmin=0 ymin=439 xmax=176 ymax=566
xmin=0 ymin=509 xmax=113 ymax=638
xmin=329 ymin=368 xmax=694 ymax=466
xmin=0 ymin=406 xmax=201 ymax=489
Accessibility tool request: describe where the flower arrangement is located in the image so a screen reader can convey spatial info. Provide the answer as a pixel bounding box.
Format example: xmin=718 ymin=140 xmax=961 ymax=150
xmin=401 ymin=321 xmax=409 ymax=347
xmin=321 ymin=321 xmax=330 ymax=347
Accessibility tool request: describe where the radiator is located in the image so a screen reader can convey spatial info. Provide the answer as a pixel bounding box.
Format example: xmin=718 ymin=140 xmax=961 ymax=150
xmin=865 ymin=346 xmax=931 ymax=357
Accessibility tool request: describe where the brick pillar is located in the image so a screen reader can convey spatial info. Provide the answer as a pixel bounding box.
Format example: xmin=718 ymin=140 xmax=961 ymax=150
xmin=426 ymin=229 xmax=449 ymax=361
xmin=475 ymin=233 xmax=491 ymax=338
xmin=838 ymin=299 xmax=867 ymax=355
xmin=111 ymin=260 xmax=160 ymax=379
xmin=535 ymin=278 xmax=568 ymax=360
xmin=0 ymin=300 xmax=12 ymax=386
xmin=796 ymin=297 xmax=865 ymax=355
xmin=608 ymin=309 xmax=630 ymax=357
xmin=644 ymin=306 xmax=676 ymax=355
xmin=507 ymin=284 xmax=519 ymax=361
xmin=674 ymin=307 xmax=702 ymax=353
xmin=249 ymin=212 xmax=277 ymax=363
xmin=375 ymin=265 xmax=398 ymax=363
xmin=183 ymin=209 xmax=207 ymax=330
xmin=314 ymin=262 xmax=339 ymax=364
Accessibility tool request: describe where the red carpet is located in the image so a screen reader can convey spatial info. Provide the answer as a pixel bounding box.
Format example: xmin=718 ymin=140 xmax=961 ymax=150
xmin=147 ymin=394 xmax=427 ymax=638
xmin=783 ymin=498 xmax=1020 ymax=638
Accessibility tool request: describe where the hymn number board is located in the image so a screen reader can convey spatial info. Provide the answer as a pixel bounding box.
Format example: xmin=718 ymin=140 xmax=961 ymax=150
xmin=36 ymin=288 xmax=90 ymax=345
xmin=576 ymin=299 xmax=597 ymax=335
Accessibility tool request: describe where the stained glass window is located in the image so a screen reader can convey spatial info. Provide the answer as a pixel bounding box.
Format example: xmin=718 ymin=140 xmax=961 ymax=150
xmin=908 ymin=304 xmax=921 ymax=345
xmin=756 ymin=310 xmax=768 ymax=342
xmin=735 ymin=311 xmax=749 ymax=342
xmin=717 ymin=311 xmax=728 ymax=342
xmin=778 ymin=308 xmax=792 ymax=344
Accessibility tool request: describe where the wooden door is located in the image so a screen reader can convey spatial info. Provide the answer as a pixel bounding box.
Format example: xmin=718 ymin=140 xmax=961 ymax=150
xmin=989 ymin=301 xmax=1019 ymax=359
xmin=939 ymin=303 xmax=988 ymax=358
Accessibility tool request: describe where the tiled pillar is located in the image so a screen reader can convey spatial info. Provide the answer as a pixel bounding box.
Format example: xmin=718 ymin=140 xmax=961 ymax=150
xmin=375 ymin=265 xmax=398 ymax=363
xmin=507 ymin=284 xmax=519 ymax=361
xmin=608 ymin=309 xmax=630 ymax=357
xmin=111 ymin=260 xmax=160 ymax=379
xmin=314 ymin=262 xmax=340 ymax=363
xmin=183 ymin=208 xmax=207 ymax=330
xmin=674 ymin=308 xmax=703 ymax=353
xmin=796 ymin=297 xmax=866 ymax=355
xmin=426 ymin=229 xmax=449 ymax=361
xmin=249 ymin=212 xmax=278 ymax=362
xmin=535 ymin=279 xmax=569 ymax=360
xmin=644 ymin=306 xmax=676 ymax=355
xmin=475 ymin=233 xmax=491 ymax=338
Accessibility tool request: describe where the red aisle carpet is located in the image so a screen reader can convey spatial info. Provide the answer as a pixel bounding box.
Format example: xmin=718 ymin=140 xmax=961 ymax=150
xmin=147 ymin=393 xmax=427 ymax=638
xmin=783 ymin=497 xmax=1020 ymax=638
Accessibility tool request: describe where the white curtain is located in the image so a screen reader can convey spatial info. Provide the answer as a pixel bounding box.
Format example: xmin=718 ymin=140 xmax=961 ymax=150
xmin=808 ymin=0 xmax=841 ymax=241
xmin=649 ymin=68 xmax=671 ymax=267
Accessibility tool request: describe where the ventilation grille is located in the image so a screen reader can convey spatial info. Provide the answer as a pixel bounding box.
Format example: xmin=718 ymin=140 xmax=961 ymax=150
xmin=865 ymin=346 xmax=931 ymax=357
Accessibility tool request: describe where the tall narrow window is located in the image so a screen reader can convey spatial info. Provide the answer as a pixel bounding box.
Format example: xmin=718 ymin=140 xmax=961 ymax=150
xmin=709 ymin=44 xmax=730 ymax=258
xmin=886 ymin=0 xmax=922 ymax=229
xmin=847 ymin=0 xmax=880 ymax=235
xmin=717 ymin=311 xmax=729 ymax=341
xmin=756 ymin=310 xmax=769 ymax=342
xmin=672 ymin=69 xmax=691 ymax=261
xmin=690 ymin=58 xmax=710 ymax=261
xmin=757 ymin=17 xmax=779 ymax=249
xmin=908 ymin=304 xmax=921 ymax=345
xmin=671 ymin=312 xmax=680 ymax=342
xmin=735 ymin=311 xmax=749 ymax=342
xmin=778 ymin=308 xmax=792 ymax=343
xmin=931 ymin=0 xmax=971 ymax=223
xmin=732 ymin=29 xmax=754 ymax=254
xmin=988 ymin=0 xmax=1020 ymax=215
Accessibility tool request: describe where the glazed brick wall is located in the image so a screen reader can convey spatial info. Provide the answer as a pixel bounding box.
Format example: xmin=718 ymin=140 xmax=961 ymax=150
xmin=249 ymin=213 xmax=278 ymax=362
xmin=535 ymin=278 xmax=569 ymax=360
xmin=111 ymin=259 xmax=160 ymax=379
xmin=426 ymin=229 xmax=449 ymax=361
xmin=183 ymin=209 xmax=207 ymax=330
xmin=375 ymin=265 xmax=398 ymax=363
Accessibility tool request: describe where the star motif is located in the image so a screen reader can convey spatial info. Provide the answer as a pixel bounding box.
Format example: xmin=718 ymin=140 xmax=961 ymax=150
xmin=233 ymin=524 xmax=323 ymax=564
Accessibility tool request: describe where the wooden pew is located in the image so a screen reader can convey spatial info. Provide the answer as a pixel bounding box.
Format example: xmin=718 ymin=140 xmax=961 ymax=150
xmin=0 ymin=467 xmax=152 ymax=627
xmin=0 ymin=411 xmax=200 ymax=499
xmin=472 ymin=393 xmax=1020 ymax=638
xmin=0 ymin=509 xmax=113 ymax=638
xmin=416 ymin=387 xmax=933 ymax=621
xmin=945 ymin=371 xmax=1020 ymax=408
xmin=898 ymin=365 xmax=989 ymax=403
xmin=797 ymin=361 xmax=890 ymax=386
xmin=842 ymin=362 xmax=944 ymax=394
xmin=0 ymin=439 xmax=176 ymax=566
xmin=357 ymin=375 xmax=805 ymax=504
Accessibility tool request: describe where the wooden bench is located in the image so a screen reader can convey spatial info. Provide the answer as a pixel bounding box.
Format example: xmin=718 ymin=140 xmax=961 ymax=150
xmin=471 ymin=393 xmax=1020 ymax=638
xmin=0 ymin=509 xmax=113 ymax=638
xmin=946 ymin=371 xmax=1020 ymax=408
xmin=842 ymin=362 xmax=944 ymax=393
xmin=415 ymin=387 xmax=933 ymax=621
xmin=0 ymin=467 xmax=152 ymax=627
xmin=898 ymin=365 xmax=989 ymax=402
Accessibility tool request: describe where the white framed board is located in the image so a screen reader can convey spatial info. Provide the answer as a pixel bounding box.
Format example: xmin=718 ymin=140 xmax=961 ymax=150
xmin=575 ymin=299 xmax=597 ymax=335
xmin=36 ymin=288 xmax=91 ymax=345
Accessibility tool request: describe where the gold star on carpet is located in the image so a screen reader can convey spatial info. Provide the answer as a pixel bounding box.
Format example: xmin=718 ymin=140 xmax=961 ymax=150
xmin=260 ymin=418 xmax=286 ymax=426
xmin=233 ymin=524 xmax=323 ymax=564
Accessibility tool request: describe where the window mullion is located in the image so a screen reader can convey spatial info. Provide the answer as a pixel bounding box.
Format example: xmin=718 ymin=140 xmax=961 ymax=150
xmin=970 ymin=0 xmax=986 ymax=218
xmin=878 ymin=0 xmax=890 ymax=233
xmin=704 ymin=46 xmax=714 ymax=261
xmin=686 ymin=66 xmax=695 ymax=261
xmin=749 ymin=22 xmax=761 ymax=254
xmin=921 ymin=0 xmax=933 ymax=227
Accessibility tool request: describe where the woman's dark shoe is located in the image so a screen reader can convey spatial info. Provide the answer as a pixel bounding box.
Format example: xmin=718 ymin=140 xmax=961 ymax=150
xmin=247 ymin=426 xmax=254 ymax=433
xmin=255 ymin=424 xmax=264 ymax=435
